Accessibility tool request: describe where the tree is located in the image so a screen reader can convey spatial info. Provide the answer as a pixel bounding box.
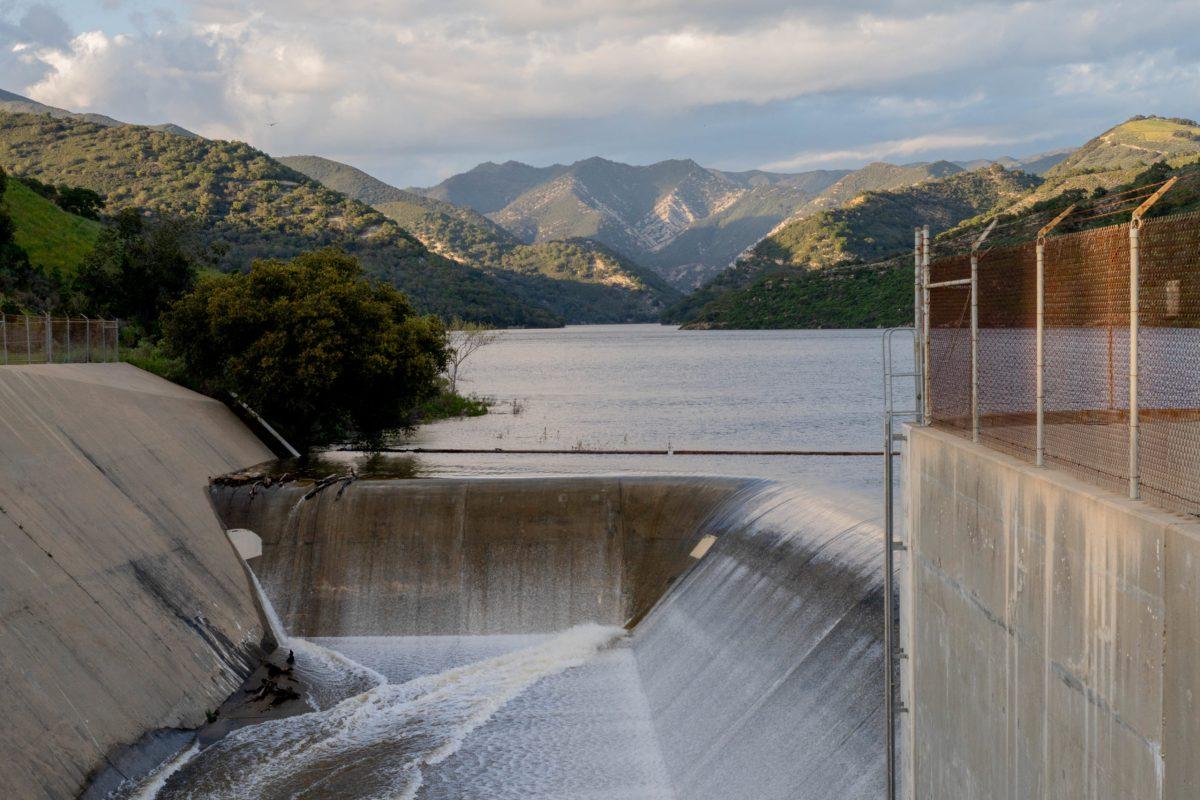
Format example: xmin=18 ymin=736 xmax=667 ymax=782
xmin=162 ymin=249 xmax=449 ymax=449
xmin=74 ymin=208 xmax=201 ymax=332
xmin=55 ymin=185 xmax=106 ymax=219
xmin=446 ymin=318 xmax=502 ymax=393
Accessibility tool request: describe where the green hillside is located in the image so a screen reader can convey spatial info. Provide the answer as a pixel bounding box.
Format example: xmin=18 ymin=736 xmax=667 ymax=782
xmin=679 ymin=257 xmax=912 ymax=330
xmin=0 ymin=113 xmax=559 ymax=327
xmin=281 ymin=155 xmax=678 ymax=322
xmin=3 ymin=177 xmax=101 ymax=275
xmin=666 ymin=165 xmax=1037 ymax=327
xmin=1001 ymin=117 xmax=1200 ymax=213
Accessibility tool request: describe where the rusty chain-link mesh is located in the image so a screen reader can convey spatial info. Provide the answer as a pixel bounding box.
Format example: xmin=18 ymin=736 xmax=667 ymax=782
xmin=1138 ymin=210 xmax=1200 ymax=516
xmin=1042 ymin=222 xmax=1131 ymax=496
xmin=927 ymin=207 xmax=1200 ymax=518
xmin=927 ymin=255 xmax=971 ymax=435
xmin=977 ymin=241 xmax=1038 ymax=460
xmin=0 ymin=315 xmax=120 ymax=365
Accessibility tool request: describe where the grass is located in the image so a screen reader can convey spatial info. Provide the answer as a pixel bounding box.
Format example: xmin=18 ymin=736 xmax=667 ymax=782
xmin=3 ymin=178 xmax=102 ymax=275
xmin=418 ymin=388 xmax=492 ymax=421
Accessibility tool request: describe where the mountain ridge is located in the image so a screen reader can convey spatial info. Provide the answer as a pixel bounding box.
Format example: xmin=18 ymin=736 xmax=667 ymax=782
xmin=280 ymin=154 xmax=678 ymax=323
xmin=0 ymin=111 xmax=560 ymax=326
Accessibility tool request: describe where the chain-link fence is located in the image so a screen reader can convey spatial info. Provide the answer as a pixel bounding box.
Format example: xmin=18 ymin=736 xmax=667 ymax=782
xmin=924 ymin=204 xmax=1200 ymax=518
xmin=0 ymin=314 xmax=121 ymax=365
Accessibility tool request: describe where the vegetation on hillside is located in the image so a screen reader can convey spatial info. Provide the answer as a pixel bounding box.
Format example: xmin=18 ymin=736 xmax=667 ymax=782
xmin=281 ymin=155 xmax=677 ymax=322
xmin=3 ymin=175 xmax=102 ymax=277
xmin=666 ymin=166 xmax=1035 ymax=327
xmin=680 ymin=257 xmax=912 ymax=330
xmin=0 ymin=112 xmax=559 ymax=326
xmin=162 ymin=250 xmax=450 ymax=449
xmin=676 ymin=155 xmax=1200 ymax=330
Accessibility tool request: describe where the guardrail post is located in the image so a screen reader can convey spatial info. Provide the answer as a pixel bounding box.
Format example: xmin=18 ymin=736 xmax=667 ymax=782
xmin=922 ymin=225 xmax=931 ymax=424
xmin=1127 ymin=177 xmax=1178 ymax=499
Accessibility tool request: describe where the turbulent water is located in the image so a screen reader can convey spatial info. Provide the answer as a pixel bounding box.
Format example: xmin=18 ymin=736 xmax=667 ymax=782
xmin=124 ymin=576 xmax=632 ymax=800
xmin=153 ymin=627 xmax=625 ymax=800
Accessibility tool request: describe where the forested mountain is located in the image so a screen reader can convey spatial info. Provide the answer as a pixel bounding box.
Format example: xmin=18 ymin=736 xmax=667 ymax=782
xmin=0 ymin=112 xmax=559 ymax=326
xmin=280 ymin=155 xmax=678 ymax=322
xmin=666 ymin=165 xmax=1038 ymax=327
xmin=417 ymin=158 xmax=850 ymax=287
xmin=417 ymin=157 xmax=984 ymax=290
xmin=0 ymin=88 xmax=197 ymax=137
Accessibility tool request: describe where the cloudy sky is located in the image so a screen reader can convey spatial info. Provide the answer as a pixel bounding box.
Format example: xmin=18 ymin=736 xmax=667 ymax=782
xmin=2 ymin=1 xmax=1198 ymax=186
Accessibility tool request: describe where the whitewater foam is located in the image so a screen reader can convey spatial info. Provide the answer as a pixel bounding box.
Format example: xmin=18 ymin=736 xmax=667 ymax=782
xmin=151 ymin=624 xmax=624 ymax=799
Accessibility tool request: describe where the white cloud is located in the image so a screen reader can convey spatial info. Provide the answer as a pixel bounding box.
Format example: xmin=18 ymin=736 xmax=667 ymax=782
xmin=2 ymin=0 xmax=1198 ymax=184
xmin=762 ymin=132 xmax=1042 ymax=171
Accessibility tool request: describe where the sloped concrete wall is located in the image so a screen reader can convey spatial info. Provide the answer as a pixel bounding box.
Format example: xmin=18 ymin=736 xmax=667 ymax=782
xmin=633 ymin=484 xmax=886 ymax=800
xmin=906 ymin=425 xmax=1200 ymax=799
xmin=0 ymin=364 xmax=274 ymax=799
xmin=210 ymin=476 xmax=755 ymax=636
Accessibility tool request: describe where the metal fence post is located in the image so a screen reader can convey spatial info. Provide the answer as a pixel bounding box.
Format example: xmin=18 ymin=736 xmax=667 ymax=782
xmin=83 ymin=315 xmax=90 ymax=363
xmin=1129 ymin=221 xmax=1140 ymax=498
xmin=970 ymin=220 xmax=997 ymax=444
xmin=45 ymin=313 xmax=52 ymax=363
xmin=914 ymin=228 xmax=924 ymax=423
xmin=1035 ymin=239 xmax=1045 ymax=466
xmin=1035 ymin=206 xmax=1075 ymax=467
xmin=1127 ymin=177 xmax=1179 ymax=499
xmin=24 ymin=315 xmax=31 ymax=363
xmin=65 ymin=318 xmax=71 ymax=363
xmin=1 ymin=312 xmax=6 ymax=366
xmin=114 ymin=319 xmax=121 ymax=362
xmin=922 ymin=225 xmax=931 ymax=424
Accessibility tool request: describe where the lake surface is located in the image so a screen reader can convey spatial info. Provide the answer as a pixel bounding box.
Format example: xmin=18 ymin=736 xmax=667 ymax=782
xmin=386 ymin=324 xmax=915 ymax=497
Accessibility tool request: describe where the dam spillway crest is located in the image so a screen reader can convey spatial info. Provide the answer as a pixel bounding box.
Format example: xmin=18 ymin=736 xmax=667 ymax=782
xmin=0 ymin=364 xmax=886 ymax=799
xmin=120 ymin=474 xmax=886 ymax=799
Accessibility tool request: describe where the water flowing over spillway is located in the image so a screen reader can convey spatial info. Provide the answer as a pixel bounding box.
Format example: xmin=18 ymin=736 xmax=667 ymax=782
xmin=130 ymin=475 xmax=885 ymax=799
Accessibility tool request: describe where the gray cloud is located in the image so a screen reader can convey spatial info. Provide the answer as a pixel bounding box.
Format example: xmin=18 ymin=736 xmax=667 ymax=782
xmin=1 ymin=0 xmax=1197 ymax=185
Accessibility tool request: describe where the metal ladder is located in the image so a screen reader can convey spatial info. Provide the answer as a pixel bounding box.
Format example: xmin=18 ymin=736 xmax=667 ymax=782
xmin=882 ymin=325 xmax=921 ymax=800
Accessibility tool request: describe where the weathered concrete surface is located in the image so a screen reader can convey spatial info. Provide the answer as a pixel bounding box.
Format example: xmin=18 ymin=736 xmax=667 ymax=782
xmin=213 ymin=475 xmax=888 ymax=799
xmin=0 ymin=364 xmax=274 ymax=799
xmin=633 ymin=484 xmax=886 ymax=800
xmin=906 ymin=425 xmax=1200 ymax=800
xmin=210 ymin=476 xmax=755 ymax=636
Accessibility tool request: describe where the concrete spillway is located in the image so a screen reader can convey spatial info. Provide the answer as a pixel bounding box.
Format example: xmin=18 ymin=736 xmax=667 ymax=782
xmin=0 ymin=365 xmax=273 ymax=799
xmin=207 ymin=476 xmax=887 ymax=799
xmin=0 ymin=363 xmax=886 ymax=798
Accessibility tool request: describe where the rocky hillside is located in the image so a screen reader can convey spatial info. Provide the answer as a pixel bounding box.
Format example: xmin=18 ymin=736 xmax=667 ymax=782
xmin=418 ymin=157 xmax=851 ymax=287
xmin=280 ymin=155 xmax=678 ymax=323
xmin=1001 ymin=116 xmax=1200 ymax=213
xmin=0 ymin=112 xmax=559 ymax=326
xmin=666 ymin=165 xmax=1038 ymax=327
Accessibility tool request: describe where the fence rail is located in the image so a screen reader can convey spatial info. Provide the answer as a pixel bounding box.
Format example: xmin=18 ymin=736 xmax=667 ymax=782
xmin=923 ymin=200 xmax=1200 ymax=518
xmin=0 ymin=314 xmax=121 ymax=365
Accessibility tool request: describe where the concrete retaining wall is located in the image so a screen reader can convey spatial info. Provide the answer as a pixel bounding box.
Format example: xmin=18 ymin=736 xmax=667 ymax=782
xmin=0 ymin=365 xmax=274 ymax=799
xmin=905 ymin=425 xmax=1200 ymax=799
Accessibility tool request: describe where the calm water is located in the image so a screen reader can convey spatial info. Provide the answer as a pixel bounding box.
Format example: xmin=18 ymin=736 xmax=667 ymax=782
xmin=386 ymin=324 xmax=914 ymax=495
